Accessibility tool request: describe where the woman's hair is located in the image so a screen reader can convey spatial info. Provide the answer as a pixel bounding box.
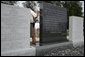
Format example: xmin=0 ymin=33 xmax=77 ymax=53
xmin=36 ymin=20 xmax=38 ymax=22
xmin=27 ymin=6 xmax=34 ymax=11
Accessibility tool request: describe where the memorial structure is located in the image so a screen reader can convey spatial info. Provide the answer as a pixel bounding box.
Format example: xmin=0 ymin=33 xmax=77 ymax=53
xmin=40 ymin=3 xmax=68 ymax=45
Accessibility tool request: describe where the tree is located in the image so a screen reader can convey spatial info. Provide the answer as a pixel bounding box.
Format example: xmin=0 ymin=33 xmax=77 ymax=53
xmin=62 ymin=1 xmax=82 ymax=29
xmin=1 ymin=1 xmax=17 ymax=5
xmin=62 ymin=1 xmax=82 ymax=17
xmin=23 ymin=1 xmax=37 ymax=12
xmin=38 ymin=1 xmax=62 ymax=7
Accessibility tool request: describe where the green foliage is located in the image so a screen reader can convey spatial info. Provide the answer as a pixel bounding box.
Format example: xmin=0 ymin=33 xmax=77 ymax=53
xmin=1 ymin=1 xmax=17 ymax=5
xmin=62 ymin=1 xmax=82 ymax=29
xmin=67 ymin=30 xmax=69 ymax=36
xmin=23 ymin=1 xmax=37 ymax=12
xmin=62 ymin=1 xmax=82 ymax=17
xmin=38 ymin=1 xmax=61 ymax=7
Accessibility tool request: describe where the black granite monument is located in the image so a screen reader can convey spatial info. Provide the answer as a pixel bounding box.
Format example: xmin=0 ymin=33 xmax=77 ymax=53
xmin=40 ymin=3 xmax=68 ymax=46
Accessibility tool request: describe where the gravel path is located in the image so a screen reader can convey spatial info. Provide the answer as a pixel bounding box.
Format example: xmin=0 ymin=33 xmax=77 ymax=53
xmin=44 ymin=46 xmax=84 ymax=56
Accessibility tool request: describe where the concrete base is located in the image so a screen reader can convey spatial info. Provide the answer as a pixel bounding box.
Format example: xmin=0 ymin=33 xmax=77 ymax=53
xmin=1 ymin=46 xmax=36 ymax=56
xmin=36 ymin=42 xmax=73 ymax=56
xmin=72 ymin=40 xmax=84 ymax=47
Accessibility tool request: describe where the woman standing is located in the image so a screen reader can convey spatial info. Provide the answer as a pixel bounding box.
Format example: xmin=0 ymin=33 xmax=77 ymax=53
xmin=29 ymin=7 xmax=39 ymax=44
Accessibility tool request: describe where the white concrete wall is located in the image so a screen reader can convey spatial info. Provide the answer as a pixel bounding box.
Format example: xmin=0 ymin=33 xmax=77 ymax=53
xmin=69 ymin=16 xmax=84 ymax=47
xmin=1 ymin=3 xmax=33 ymax=56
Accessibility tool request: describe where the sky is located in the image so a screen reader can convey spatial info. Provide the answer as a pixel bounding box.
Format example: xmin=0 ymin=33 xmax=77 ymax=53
xmin=80 ymin=1 xmax=84 ymax=13
xmin=15 ymin=1 xmax=25 ymax=7
xmin=15 ymin=1 xmax=84 ymax=16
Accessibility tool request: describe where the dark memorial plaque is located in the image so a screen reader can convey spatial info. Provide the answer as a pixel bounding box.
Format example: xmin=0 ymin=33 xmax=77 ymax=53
xmin=40 ymin=3 xmax=68 ymax=46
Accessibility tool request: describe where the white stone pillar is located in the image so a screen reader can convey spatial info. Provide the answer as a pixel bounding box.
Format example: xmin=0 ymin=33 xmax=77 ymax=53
xmin=69 ymin=16 xmax=84 ymax=47
xmin=1 ymin=3 xmax=31 ymax=56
